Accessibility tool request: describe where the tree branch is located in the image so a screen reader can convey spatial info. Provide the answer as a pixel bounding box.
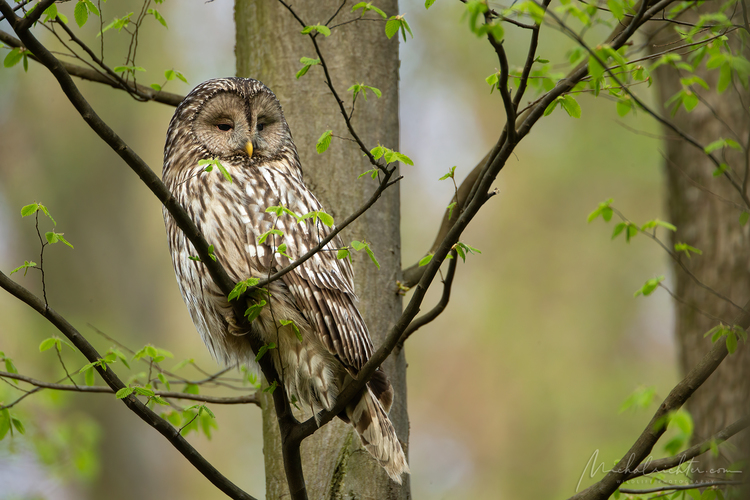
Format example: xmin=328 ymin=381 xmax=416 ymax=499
xmin=395 ymin=250 xmax=458 ymax=353
xmin=0 ymin=271 xmax=258 ymax=500
xmin=567 ymin=299 xmax=750 ymax=500
xmin=0 ymin=371 xmax=260 ymax=406
xmin=624 ymin=415 xmax=750 ymax=481
xmin=0 ymin=29 xmax=184 ymax=106
xmin=619 ymin=481 xmax=742 ymax=494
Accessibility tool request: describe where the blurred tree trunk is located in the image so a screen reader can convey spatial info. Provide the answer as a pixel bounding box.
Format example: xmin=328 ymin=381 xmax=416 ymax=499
xmin=650 ymin=13 xmax=750 ymax=481
xmin=235 ymin=1 xmax=410 ymax=498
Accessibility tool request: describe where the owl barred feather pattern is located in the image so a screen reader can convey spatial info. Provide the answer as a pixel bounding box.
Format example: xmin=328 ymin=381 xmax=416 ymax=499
xmin=162 ymin=77 xmax=408 ymax=482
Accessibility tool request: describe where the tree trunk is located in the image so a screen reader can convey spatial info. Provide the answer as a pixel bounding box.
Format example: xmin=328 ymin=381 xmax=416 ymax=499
xmin=650 ymin=12 xmax=750 ymax=481
xmin=235 ymin=2 xmax=409 ymax=498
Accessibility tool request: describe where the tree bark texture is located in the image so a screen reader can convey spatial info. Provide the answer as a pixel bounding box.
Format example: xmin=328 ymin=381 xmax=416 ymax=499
xmin=235 ymin=1 xmax=409 ymax=498
xmin=650 ymin=13 xmax=750 ymax=481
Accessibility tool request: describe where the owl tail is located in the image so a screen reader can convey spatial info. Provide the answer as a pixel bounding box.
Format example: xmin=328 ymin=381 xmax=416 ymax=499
xmin=344 ymin=382 xmax=410 ymax=484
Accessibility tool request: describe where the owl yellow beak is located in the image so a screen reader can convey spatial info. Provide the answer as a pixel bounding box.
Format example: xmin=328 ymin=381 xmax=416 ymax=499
xmin=245 ymin=141 xmax=253 ymax=157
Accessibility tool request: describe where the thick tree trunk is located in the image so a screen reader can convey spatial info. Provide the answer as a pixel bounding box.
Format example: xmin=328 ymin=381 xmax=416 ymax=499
xmin=650 ymin=13 xmax=750 ymax=481
xmin=235 ymin=2 xmax=409 ymax=498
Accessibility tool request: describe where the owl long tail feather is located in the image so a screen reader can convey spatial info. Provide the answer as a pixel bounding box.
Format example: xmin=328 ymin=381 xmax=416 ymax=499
xmin=344 ymin=385 xmax=410 ymax=484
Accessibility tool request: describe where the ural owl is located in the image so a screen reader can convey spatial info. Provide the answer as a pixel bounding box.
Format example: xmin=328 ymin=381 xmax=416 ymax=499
xmin=162 ymin=77 xmax=408 ymax=482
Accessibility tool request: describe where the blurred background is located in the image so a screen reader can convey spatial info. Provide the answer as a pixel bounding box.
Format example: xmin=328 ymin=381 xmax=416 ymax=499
xmin=0 ymin=0 xmax=679 ymax=498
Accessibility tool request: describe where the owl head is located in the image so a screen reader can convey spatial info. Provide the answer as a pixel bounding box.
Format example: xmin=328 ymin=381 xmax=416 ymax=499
xmin=165 ymin=77 xmax=296 ymax=170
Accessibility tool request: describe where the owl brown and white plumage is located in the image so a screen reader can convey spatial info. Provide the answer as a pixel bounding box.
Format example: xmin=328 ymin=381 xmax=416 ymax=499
xmin=162 ymin=77 xmax=408 ymax=482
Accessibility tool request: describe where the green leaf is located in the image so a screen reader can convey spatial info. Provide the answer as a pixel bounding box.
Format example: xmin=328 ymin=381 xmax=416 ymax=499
xmin=674 ymin=242 xmax=703 ymax=258
xmin=39 ymin=337 xmax=59 ymax=352
xmin=84 ymin=0 xmax=100 ymax=17
xmin=245 ymin=300 xmax=267 ymax=323
xmin=616 ymin=98 xmax=632 ymax=117
xmin=718 ymin=63 xmax=732 ymax=93
xmin=258 ymin=228 xmax=284 ymax=245
xmin=561 ymin=94 xmax=582 ymax=118
xmin=228 ymin=277 xmax=260 ymax=301
xmin=425 ymin=0 xmax=437 ymax=8
xmin=726 ymin=330 xmax=738 ymax=354
xmin=740 ymin=211 xmax=749 ymax=226
xmin=0 ymin=409 xmax=10 ymax=440
xmin=150 ymin=83 xmax=162 ymax=91
xmin=263 ymin=380 xmax=278 ymax=394
xmin=156 ymin=373 xmax=171 ymax=391
xmin=301 ymin=24 xmax=331 ymax=37
xmin=296 ymin=57 xmax=321 ymax=79
xmin=607 ymin=0 xmax=624 ymax=20
xmin=133 ymin=387 xmax=155 ymax=397
xmin=317 ymin=211 xmax=334 ymax=227
xmin=587 ymin=198 xmax=614 ymax=223
xmin=439 ymin=166 xmax=457 ymax=180
xmin=712 ymin=163 xmax=729 ymax=177
xmin=113 ymin=65 xmax=145 ymax=74
xmin=280 ymin=319 xmax=303 ymax=342
xmin=385 ymin=18 xmax=401 ymax=39
xmin=316 ymin=130 xmax=333 ymax=154
xmin=20 ymin=203 xmax=39 ymax=217
xmin=10 ymin=260 xmax=37 ymax=277
xmin=147 ymin=8 xmax=168 ymax=28
xmin=183 ymin=383 xmax=200 ymax=395
xmin=350 ymin=240 xmax=380 ymax=269
xmin=364 ymin=245 xmax=380 ymax=269
xmin=544 ymin=97 xmax=562 ymax=116
xmin=352 ymin=2 xmax=387 ymax=18
xmin=337 ymin=247 xmax=350 ymax=260
xmin=151 ymin=395 xmax=170 ymax=406
xmin=85 ymin=366 xmax=95 ymax=386
xmin=255 ymin=342 xmax=276 ymax=362
xmin=4 ymin=48 xmax=23 ymax=68
xmin=634 ymin=276 xmax=665 ymax=297
xmin=116 ymin=387 xmax=134 ymax=399
xmin=10 ymin=417 xmax=25 ymax=435
xmin=419 ymin=254 xmax=433 ymax=267
xmin=74 ymin=1 xmax=88 ymax=27
xmin=619 ymin=385 xmax=657 ymax=412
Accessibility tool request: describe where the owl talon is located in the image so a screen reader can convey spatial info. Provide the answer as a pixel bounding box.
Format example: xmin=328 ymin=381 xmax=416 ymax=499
xmin=226 ymin=314 xmax=247 ymax=337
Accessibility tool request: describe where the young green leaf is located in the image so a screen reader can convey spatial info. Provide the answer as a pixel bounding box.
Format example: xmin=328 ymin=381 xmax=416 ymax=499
xmin=228 ymin=277 xmax=260 ymax=301
xmin=634 ymin=276 xmax=665 ymax=297
xmin=352 ymin=2 xmax=387 ymax=18
xmin=296 ymin=57 xmax=321 ymax=79
xmin=258 ymin=228 xmax=284 ymax=245
xmin=316 ymin=130 xmax=333 ymax=154
xmin=301 ymin=24 xmax=331 ymax=37
xmin=337 ymin=247 xmax=351 ymax=261
xmin=147 ymin=8 xmax=168 ymax=28
xmin=419 ymin=254 xmax=433 ymax=267
xmin=116 ymin=387 xmax=135 ymax=399
xmin=674 ymin=242 xmax=703 ymax=259
xmin=74 ymin=1 xmax=88 ymax=27
xmin=245 ymin=300 xmax=267 ymax=323
xmin=10 ymin=260 xmax=37 ymax=277
xmin=280 ymin=319 xmax=303 ymax=342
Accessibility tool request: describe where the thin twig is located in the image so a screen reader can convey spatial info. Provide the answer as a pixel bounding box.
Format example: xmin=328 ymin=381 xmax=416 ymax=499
xmin=0 ymin=371 xmax=260 ymax=406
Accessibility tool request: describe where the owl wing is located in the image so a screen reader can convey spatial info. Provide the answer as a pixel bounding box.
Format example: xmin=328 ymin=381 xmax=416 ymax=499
xmin=255 ymin=168 xmax=374 ymax=372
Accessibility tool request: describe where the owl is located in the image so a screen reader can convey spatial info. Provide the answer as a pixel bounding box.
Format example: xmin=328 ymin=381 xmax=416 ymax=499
xmin=162 ymin=77 xmax=408 ymax=483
